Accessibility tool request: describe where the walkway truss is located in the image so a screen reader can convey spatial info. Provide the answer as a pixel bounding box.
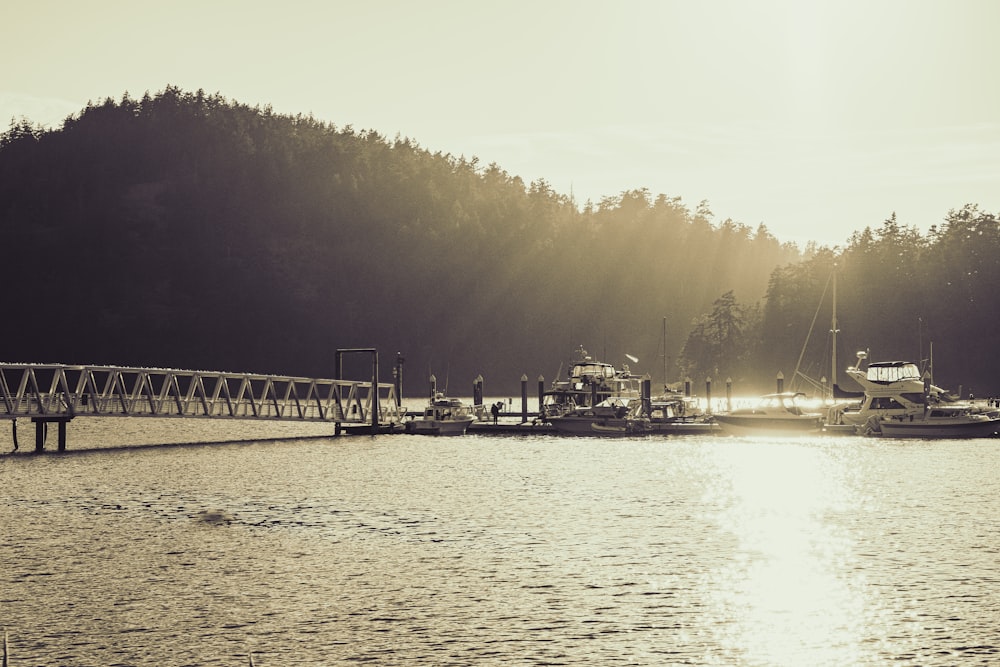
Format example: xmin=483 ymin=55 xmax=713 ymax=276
xmin=0 ymin=363 xmax=403 ymax=426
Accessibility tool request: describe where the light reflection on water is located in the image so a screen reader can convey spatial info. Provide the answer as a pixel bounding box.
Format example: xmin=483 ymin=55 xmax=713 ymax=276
xmin=703 ymin=440 xmax=868 ymax=666
xmin=1 ymin=421 xmax=999 ymax=665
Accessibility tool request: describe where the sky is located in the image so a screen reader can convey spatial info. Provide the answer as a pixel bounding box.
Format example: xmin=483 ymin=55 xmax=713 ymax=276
xmin=3 ymin=0 xmax=999 ymax=247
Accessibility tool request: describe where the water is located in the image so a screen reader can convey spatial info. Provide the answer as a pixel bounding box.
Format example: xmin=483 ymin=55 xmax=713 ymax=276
xmin=2 ymin=418 xmax=999 ymax=666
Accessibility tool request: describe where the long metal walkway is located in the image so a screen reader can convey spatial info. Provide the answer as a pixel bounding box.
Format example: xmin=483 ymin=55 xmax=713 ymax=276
xmin=1 ymin=350 xmax=403 ymax=451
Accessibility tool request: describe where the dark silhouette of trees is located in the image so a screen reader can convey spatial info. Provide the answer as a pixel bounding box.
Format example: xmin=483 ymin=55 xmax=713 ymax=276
xmin=679 ymin=290 xmax=759 ymax=386
xmin=3 ymin=87 xmax=994 ymax=395
xmin=738 ymin=209 xmax=999 ymax=396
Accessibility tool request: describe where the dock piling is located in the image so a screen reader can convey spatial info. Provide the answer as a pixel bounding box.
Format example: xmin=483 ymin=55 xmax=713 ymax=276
xmin=520 ymin=374 xmax=528 ymax=423
xmin=537 ymin=375 xmax=545 ymax=416
xmin=473 ymin=375 xmax=483 ymax=408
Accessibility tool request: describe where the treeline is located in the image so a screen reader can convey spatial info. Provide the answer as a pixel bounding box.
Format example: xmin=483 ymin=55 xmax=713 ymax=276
xmin=680 ymin=208 xmax=1000 ymax=396
xmin=1 ymin=87 xmax=995 ymax=396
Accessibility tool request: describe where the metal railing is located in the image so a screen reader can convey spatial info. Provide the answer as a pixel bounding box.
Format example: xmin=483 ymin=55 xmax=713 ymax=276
xmin=0 ymin=363 xmax=403 ymax=425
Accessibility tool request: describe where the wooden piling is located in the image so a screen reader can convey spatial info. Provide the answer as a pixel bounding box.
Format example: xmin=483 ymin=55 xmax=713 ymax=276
xmin=537 ymin=376 xmax=545 ymax=415
xmin=520 ymin=374 xmax=528 ymax=423
xmin=393 ymin=352 xmax=404 ymax=406
xmin=473 ymin=375 xmax=484 ymax=407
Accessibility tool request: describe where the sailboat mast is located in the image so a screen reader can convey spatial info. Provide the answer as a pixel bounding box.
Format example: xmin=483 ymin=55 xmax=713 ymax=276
xmin=831 ymin=266 xmax=838 ymax=394
xmin=662 ymin=317 xmax=667 ymax=387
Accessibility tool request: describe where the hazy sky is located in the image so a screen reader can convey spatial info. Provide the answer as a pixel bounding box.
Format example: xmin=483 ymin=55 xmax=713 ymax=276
xmin=4 ymin=0 xmax=998 ymax=247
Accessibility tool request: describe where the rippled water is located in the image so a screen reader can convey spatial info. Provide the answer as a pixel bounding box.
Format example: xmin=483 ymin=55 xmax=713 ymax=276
xmin=2 ymin=419 xmax=999 ymax=666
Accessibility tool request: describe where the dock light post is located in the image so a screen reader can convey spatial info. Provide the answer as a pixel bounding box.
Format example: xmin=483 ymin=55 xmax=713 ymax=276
xmin=521 ymin=374 xmax=528 ymax=423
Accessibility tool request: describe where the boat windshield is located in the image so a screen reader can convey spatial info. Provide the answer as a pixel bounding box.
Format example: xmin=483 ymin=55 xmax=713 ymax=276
xmin=570 ymin=363 xmax=616 ymax=380
xmin=866 ymin=362 xmax=921 ymax=383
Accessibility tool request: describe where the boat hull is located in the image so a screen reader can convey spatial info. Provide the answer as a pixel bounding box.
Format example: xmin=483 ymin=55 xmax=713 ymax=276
xmin=550 ymin=416 xmax=720 ymax=436
xmin=549 ymin=417 xmax=639 ymax=436
xmin=646 ymin=421 xmax=720 ymax=435
xmin=714 ymin=414 xmax=823 ymax=437
xmin=405 ymin=416 xmax=475 ymax=436
xmin=878 ymin=417 xmax=1000 ymax=439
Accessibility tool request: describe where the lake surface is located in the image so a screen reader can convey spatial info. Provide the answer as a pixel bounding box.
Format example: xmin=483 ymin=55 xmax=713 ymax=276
xmin=2 ymin=418 xmax=999 ymax=666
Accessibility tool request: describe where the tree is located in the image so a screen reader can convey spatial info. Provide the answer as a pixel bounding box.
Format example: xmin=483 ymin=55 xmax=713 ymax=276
xmin=680 ymin=291 xmax=752 ymax=384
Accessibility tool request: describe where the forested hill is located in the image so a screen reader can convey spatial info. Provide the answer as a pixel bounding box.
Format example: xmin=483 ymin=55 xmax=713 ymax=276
xmin=3 ymin=88 xmax=998 ymax=396
xmin=0 ymin=86 xmax=806 ymax=394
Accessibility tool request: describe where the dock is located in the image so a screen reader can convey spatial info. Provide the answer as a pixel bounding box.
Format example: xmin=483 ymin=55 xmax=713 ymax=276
xmin=0 ymin=349 xmax=402 ymax=451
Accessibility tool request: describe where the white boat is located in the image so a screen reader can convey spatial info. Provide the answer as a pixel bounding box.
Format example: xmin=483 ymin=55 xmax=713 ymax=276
xmin=826 ymin=350 xmax=994 ymax=436
xmin=879 ymin=405 xmax=1000 ymax=438
xmin=828 ymin=353 xmax=944 ymax=428
xmin=405 ymin=394 xmax=476 ymax=436
xmin=539 ymin=346 xmax=641 ymax=421
xmin=714 ymin=392 xmax=824 ymax=436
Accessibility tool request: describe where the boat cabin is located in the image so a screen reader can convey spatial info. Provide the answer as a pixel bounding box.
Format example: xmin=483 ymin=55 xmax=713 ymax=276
xmin=424 ymin=396 xmax=472 ymax=421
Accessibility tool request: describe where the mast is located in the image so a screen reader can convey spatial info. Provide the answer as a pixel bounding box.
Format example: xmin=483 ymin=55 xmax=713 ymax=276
xmin=830 ymin=265 xmax=838 ymax=394
xmin=662 ymin=316 xmax=667 ymax=387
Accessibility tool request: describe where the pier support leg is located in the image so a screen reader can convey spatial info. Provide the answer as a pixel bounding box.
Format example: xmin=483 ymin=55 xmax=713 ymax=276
xmin=30 ymin=417 xmax=72 ymax=453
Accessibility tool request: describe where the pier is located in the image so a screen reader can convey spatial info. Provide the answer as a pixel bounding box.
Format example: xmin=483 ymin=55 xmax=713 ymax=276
xmin=1 ymin=349 xmax=403 ymax=452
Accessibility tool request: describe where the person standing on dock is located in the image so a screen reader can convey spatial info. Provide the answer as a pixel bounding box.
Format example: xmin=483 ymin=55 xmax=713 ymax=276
xmin=490 ymin=401 xmax=501 ymax=424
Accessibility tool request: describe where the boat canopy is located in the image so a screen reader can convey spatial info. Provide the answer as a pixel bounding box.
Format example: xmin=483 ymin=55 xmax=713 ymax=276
xmin=866 ymin=361 xmax=921 ymax=383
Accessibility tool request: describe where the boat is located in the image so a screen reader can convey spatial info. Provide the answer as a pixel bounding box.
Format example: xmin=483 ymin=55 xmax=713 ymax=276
xmin=825 ymin=350 xmax=992 ymax=436
xmin=783 ymin=265 xmax=996 ymax=439
xmin=404 ymin=393 xmax=476 ymax=435
xmin=547 ymin=397 xmax=640 ymax=436
xmin=539 ymin=346 xmax=641 ymax=421
xmin=633 ymin=392 xmax=719 ymax=435
xmin=878 ymin=404 xmax=1000 ymax=438
xmin=714 ymin=392 xmax=824 ymax=436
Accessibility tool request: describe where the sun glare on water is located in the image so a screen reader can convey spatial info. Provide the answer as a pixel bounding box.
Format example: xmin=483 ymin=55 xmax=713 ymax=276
xmin=703 ymin=441 xmax=873 ymax=666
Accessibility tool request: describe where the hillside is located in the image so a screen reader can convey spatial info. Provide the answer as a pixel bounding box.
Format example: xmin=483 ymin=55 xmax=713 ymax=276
xmin=0 ymin=87 xmax=810 ymax=394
